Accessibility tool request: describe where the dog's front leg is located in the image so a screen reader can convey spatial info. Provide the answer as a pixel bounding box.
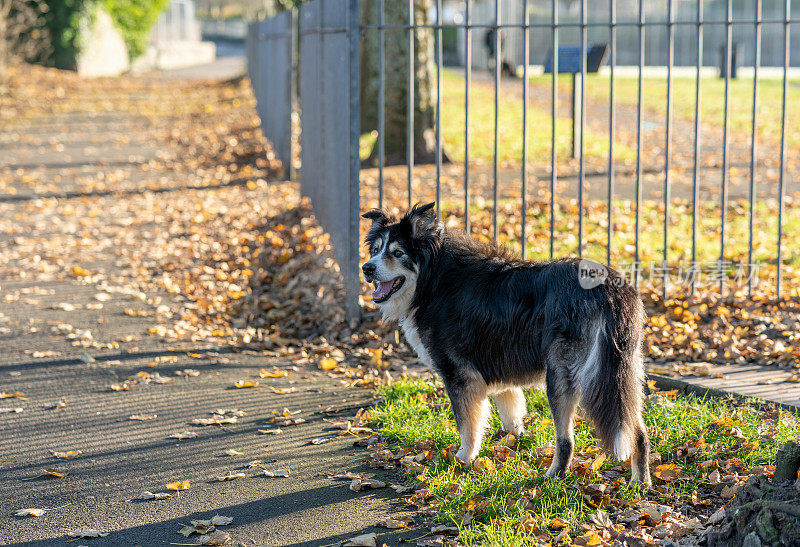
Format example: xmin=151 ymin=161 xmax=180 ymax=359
xmin=493 ymin=388 xmax=526 ymax=436
xmin=446 ymin=377 xmax=490 ymax=464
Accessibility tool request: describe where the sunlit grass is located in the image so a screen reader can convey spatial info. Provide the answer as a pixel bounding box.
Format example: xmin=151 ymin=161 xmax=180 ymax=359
xmin=527 ymin=73 xmax=800 ymax=150
xmin=372 ymin=378 xmax=800 ymax=545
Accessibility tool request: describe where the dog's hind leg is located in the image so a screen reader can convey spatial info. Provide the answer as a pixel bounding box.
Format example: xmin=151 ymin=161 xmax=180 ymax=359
xmin=629 ymin=418 xmax=652 ymax=486
xmin=447 ymin=377 xmax=490 ymax=464
xmin=544 ymin=369 xmax=579 ymax=478
xmin=493 ymin=388 xmax=526 ymax=436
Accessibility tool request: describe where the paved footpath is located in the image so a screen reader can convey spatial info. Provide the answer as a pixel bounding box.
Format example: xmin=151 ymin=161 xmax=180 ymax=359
xmin=0 ymin=64 xmax=418 ymax=547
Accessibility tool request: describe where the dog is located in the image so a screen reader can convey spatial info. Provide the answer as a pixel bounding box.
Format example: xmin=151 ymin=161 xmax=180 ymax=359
xmin=361 ymin=202 xmax=651 ymax=485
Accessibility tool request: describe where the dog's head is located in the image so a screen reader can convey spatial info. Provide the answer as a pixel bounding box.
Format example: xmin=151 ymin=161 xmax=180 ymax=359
xmin=361 ymin=202 xmax=442 ymax=321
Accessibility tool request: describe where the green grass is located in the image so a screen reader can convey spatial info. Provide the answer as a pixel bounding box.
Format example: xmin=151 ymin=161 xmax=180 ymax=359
xmin=440 ymin=71 xmax=637 ymax=165
xmin=360 ymin=70 xmax=638 ymax=164
xmin=527 ymin=73 xmax=800 ymax=151
xmin=361 ymin=72 xmax=800 ymax=164
xmin=371 ymin=378 xmax=800 ymax=545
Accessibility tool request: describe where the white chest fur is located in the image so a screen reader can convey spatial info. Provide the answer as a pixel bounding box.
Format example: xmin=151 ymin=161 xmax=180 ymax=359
xmin=399 ymin=315 xmax=433 ymax=369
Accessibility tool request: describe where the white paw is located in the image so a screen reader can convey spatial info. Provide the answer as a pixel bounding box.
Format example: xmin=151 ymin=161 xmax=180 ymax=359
xmin=544 ymin=460 xmax=560 ymax=478
xmin=505 ymin=423 xmax=524 ymax=436
xmin=454 ymin=446 xmax=475 ymax=465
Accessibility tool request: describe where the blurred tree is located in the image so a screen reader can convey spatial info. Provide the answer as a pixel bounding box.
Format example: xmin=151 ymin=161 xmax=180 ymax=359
xmin=361 ymin=0 xmax=439 ymax=165
xmin=0 ymin=0 xmax=51 ymax=81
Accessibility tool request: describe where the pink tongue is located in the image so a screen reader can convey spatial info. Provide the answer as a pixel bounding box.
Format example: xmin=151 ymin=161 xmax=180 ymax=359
xmin=372 ymin=280 xmax=393 ymax=299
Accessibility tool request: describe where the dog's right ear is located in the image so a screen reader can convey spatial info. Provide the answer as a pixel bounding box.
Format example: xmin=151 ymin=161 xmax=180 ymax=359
xmin=362 ymin=209 xmax=390 ymax=228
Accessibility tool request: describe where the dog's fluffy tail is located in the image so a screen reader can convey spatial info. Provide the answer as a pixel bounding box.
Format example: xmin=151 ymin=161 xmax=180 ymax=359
xmin=580 ymin=278 xmax=646 ymax=462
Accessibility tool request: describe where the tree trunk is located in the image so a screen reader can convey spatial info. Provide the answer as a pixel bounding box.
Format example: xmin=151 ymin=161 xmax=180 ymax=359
xmin=360 ymin=0 xmax=438 ymax=166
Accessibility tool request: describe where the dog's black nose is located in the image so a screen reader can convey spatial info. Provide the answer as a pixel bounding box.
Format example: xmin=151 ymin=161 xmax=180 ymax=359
xmin=362 ymin=263 xmax=376 ymax=278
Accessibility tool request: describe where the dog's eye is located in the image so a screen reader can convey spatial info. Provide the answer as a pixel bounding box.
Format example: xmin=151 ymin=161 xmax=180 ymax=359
xmin=392 ymin=249 xmax=403 ymax=258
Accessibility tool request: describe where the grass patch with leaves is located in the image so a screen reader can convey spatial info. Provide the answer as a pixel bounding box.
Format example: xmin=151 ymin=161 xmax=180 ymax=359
xmin=369 ymin=378 xmax=800 ymax=546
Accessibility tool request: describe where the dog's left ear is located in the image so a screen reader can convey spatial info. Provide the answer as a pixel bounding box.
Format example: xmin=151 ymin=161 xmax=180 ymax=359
xmin=362 ymin=209 xmax=390 ymax=228
xmin=408 ymin=202 xmax=441 ymax=239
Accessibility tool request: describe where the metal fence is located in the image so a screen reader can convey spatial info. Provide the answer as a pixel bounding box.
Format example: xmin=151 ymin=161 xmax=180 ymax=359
xmin=248 ymin=0 xmax=797 ymax=324
xmin=247 ymin=13 xmax=293 ymax=173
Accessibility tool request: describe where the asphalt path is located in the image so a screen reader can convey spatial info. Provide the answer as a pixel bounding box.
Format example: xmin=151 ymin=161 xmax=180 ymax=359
xmin=0 ymin=59 xmax=420 ymax=546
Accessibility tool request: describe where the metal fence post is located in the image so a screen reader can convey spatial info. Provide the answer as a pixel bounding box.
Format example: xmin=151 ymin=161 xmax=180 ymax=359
xmin=347 ymin=0 xmax=362 ymax=326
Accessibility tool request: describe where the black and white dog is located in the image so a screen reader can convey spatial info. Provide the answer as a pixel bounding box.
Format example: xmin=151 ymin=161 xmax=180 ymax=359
xmin=362 ymin=202 xmax=651 ymax=485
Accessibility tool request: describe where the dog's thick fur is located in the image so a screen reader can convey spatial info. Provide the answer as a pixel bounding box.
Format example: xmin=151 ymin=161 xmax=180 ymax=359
xmin=361 ymin=203 xmax=651 ymax=485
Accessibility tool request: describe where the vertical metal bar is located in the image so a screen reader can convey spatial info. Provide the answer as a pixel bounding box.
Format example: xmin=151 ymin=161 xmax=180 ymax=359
xmin=378 ymin=0 xmax=385 ymax=209
xmin=577 ymin=0 xmax=586 ymax=258
xmin=607 ymin=0 xmax=616 ymax=267
xmin=719 ymin=0 xmax=732 ymax=294
xmin=747 ymin=0 xmax=761 ymax=297
xmin=407 ymin=0 xmax=414 ymax=208
xmin=777 ymin=0 xmax=790 ymax=298
xmin=436 ymin=0 xmax=442 ymax=216
xmin=663 ymin=0 xmax=674 ymax=300
xmin=493 ymin=0 xmax=500 ymax=241
xmin=347 ymin=0 xmax=362 ymax=326
xmin=634 ymin=0 xmax=644 ymax=289
xmin=464 ymin=0 xmax=471 ymax=234
xmin=691 ymin=0 xmax=703 ymax=296
xmin=550 ymin=0 xmax=558 ymax=259
xmin=521 ymin=0 xmax=529 ymax=260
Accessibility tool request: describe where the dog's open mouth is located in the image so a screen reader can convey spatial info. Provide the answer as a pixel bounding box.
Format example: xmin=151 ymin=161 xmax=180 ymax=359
xmin=372 ymin=276 xmax=404 ymax=303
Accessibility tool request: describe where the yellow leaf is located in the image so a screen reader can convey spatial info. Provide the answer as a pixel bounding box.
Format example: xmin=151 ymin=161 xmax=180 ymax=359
xmin=52 ymin=450 xmax=82 ymax=459
xmin=72 ymin=266 xmax=91 ymax=277
xmin=259 ymin=367 xmax=288 ymax=378
xmin=234 ymin=380 xmax=259 ymax=388
xmin=548 ymin=517 xmax=569 ymax=530
xmin=166 ymin=480 xmax=190 ymax=491
xmin=653 ymin=463 xmax=684 ymax=482
xmin=574 ymin=531 xmax=603 ymax=546
xmin=471 ymin=456 xmax=496 ymax=474
xmin=318 ymin=358 xmax=337 ymax=370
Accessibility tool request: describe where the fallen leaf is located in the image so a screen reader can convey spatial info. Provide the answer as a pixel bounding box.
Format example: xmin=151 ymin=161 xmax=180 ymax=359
xmin=51 ymin=450 xmax=81 ymax=459
xmin=318 ymin=357 xmax=338 ymax=370
xmin=216 ymin=472 xmax=246 ymax=481
xmin=268 ymin=385 xmax=297 ymax=394
xmin=258 ymin=428 xmax=282 ymax=435
xmin=343 ymin=532 xmax=377 ymax=546
xmin=196 ymin=530 xmax=231 ymax=545
xmin=170 ymin=431 xmax=199 ymax=439
xmin=548 ymin=517 xmax=569 ymax=531
xmin=129 ymin=414 xmax=157 ymax=421
xmin=653 ymin=462 xmax=684 ymax=482
xmin=0 ymin=407 xmax=23 ymax=413
xmin=136 ymin=491 xmax=172 ymax=500
xmin=378 ymin=516 xmax=413 ymax=529
xmin=263 ymin=468 xmax=291 ymax=477
xmin=166 ymin=480 xmax=190 ymax=491
xmin=471 ymin=456 xmax=496 ymax=473
xmin=15 ymin=508 xmax=45 ymax=517
xmin=259 ymin=367 xmax=289 ymax=378
xmin=223 ymin=449 xmax=243 ymax=456
xmin=234 ymin=380 xmax=259 ymax=388
xmin=574 ymin=531 xmax=602 ymax=546
xmin=430 ymin=524 xmax=459 ymax=535
xmin=349 ymin=478 xmax=387 ymax=491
